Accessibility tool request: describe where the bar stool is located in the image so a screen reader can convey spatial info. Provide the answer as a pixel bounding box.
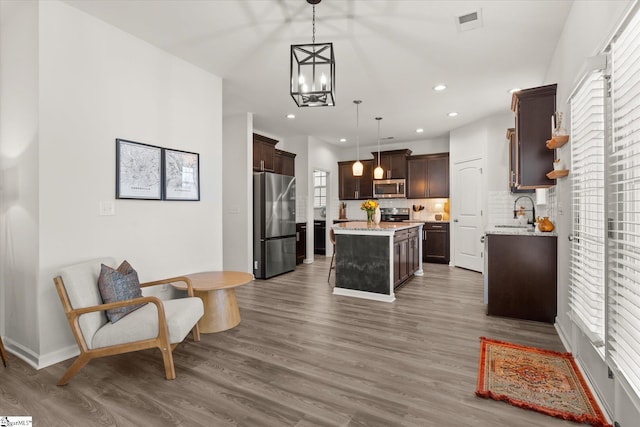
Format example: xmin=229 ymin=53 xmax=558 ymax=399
xmin=328 ymin=228 xmax=336 ymax=285
xmin=0 ymin=336 xmax=8 ymax=367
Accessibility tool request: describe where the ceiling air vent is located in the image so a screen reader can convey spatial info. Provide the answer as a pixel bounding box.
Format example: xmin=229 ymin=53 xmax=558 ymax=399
xmin=456 ymin=9 xmax=483 ymax=32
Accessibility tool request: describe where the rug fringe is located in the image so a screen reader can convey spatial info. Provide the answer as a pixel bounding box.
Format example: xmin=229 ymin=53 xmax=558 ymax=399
xmin=475 ymin=389 xmax=613 ymax=427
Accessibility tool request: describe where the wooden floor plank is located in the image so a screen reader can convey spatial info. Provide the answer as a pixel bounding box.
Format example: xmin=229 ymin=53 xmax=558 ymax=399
xmin=0 ymin=259 xmax=577 ymax=426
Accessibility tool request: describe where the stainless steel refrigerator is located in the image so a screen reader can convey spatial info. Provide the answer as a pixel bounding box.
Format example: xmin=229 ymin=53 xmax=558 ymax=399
xmin=253 ymin=172 xmax=296 ymax=279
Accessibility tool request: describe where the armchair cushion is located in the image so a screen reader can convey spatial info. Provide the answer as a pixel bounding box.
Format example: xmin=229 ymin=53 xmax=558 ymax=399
xmin=91 ymin=297 xmax=204 ymax=349
xmin=98 ymin=261 xmax=144 ymax=323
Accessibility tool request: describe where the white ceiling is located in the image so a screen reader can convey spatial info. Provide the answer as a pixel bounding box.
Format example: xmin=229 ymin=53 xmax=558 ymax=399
xmin=63 ymin=0 xmax=573 ymax=147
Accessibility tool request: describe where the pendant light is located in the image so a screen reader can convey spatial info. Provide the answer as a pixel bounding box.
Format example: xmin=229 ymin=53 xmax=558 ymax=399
xmin=290 ymin=0 xmax=336 ymax=107
xmin=373 ymin=117 xmax=384 ymax=179
xmin=352 ymin=100 xmax=363 ymax=176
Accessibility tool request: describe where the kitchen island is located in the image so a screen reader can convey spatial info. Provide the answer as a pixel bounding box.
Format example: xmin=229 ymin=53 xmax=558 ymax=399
xmin=332 ymin=222 xmax=423 ymax=302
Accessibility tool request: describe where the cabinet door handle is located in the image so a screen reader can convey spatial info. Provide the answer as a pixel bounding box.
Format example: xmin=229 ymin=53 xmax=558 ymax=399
xmin=431 ymin=225 xmax=443 ymax=229
xmin=261 ymin=159 xmax=264 ymax=170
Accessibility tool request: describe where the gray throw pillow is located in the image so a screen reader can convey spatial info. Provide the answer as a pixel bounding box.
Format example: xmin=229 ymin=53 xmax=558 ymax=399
xmin=98 ymin=260 xmax=144 ymax=323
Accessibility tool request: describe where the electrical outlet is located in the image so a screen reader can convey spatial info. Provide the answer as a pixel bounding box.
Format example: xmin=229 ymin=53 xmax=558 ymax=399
xmin=99 ymin=201 xmax=115 ymax=216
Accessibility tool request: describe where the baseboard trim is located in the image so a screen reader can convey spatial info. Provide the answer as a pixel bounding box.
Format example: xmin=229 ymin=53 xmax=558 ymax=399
xmin=3 ymin=336 xmax=78 ymax=369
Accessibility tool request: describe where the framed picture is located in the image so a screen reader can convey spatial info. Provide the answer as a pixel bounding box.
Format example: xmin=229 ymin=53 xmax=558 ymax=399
xmin=116 ymin=139 xmax=162 ymax=200
xmin=163 ymin=148 xmax=200 ymax=201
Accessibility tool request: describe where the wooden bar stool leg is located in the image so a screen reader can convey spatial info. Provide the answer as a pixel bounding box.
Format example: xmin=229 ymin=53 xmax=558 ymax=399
xmin=0 ymin=336 xmax=9 ymax=367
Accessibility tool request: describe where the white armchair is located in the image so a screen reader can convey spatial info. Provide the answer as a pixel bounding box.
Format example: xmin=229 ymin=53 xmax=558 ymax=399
xmin=53 ymin=257 xmax=203 ymax=385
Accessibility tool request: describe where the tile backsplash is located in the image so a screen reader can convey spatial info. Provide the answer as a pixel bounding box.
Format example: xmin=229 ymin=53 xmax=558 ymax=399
xmin=336 ymin=198 xmax=449 ymax=222
xmin=487 ymin=188 xmax=557 ymax=226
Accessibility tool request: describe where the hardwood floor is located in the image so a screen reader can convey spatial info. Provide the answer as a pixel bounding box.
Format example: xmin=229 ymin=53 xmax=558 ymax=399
xmin=0 ymin=259 xmax=577 ymax=426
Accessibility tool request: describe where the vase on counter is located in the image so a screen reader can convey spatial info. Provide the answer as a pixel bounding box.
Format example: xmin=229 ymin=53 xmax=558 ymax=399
xmin=366 ymin=210 xmax=374 ymax=224
xmin=538 ymin=216 xmax=555 ymax=232
xmin=373 ymin=206 xmax=381 ymax=225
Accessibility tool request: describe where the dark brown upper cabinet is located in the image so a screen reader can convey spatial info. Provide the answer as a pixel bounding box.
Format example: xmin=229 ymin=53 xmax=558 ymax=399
xmin=338 ymin=159 xmax=374 ymax=200
xmin=407 ymin=153 xmax=449 ymax=199
xmin=253 ymin=133 xmax=277 ymax=172
xmin=510 ymin=84 xmax=556 ymax=189
xmin=371 ymin=149 xmax=412 ymax=180
xmin=274 ymin=149 xmax=296 ymax=177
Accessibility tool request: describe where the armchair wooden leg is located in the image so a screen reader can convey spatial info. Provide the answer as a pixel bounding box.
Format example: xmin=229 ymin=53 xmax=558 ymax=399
xmin=0 ymin=337 xmax=8 ymax=367
xmin=57 ymin=354 xmax=92 ymax=386
xmin=192 ymin=324 xmax=200 ymax=342
xmin=160 ymin=347 xmax=176 ymax=380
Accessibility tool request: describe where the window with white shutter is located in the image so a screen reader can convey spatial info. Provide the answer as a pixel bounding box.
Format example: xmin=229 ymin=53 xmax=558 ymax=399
xmin=569 ymin=70 xmax=606 ymax=346
xmin=608 ymin=6 xmax=640 ymax=398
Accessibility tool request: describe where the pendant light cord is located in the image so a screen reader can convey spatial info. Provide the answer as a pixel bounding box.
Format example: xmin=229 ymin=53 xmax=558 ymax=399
xmin=356 ymin=101 xmax=360 ymax=160
xmin=377 ymin=118 xmax=381 ymax=166
xmin=312 ymin=5 xmax=316 ymax=44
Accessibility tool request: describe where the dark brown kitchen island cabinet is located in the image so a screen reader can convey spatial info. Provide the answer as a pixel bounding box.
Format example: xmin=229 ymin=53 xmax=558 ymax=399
xmin=407 ymin=153 xmax=449 ymax=199
xmin=510 ymin=84 xmax=556 ymax=189
xmin=486 ymin=233 xmax=557 ymax=323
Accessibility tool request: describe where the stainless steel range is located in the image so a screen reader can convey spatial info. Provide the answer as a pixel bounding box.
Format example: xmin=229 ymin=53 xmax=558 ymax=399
xmin=380 ymin=207 xmax=410 ymax=222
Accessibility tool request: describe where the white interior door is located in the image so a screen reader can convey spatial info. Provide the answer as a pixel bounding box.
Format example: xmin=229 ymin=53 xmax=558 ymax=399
xmin=453 ymin=159 xmax=484 ymax=272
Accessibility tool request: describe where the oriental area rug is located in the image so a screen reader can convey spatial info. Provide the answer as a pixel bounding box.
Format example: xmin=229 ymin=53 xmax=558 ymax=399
xmin=476 ymin=337 xmax=612 ymax=427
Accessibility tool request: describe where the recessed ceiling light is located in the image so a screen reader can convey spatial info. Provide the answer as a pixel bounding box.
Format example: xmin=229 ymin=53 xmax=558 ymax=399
xmin=340 ymin=138 xmax=346 ymax=143
xmin=509 ymin=88 xmax=521 ymax=94
xmin=286 ymin=114 xmax=295 ymax=119
xmin=416 ymin=128 xmax=424 ymax=133
xmin=433 ymin=84 xmax=447 ymax=91
xmin=447 ymin=112 xmax=458 ymax=117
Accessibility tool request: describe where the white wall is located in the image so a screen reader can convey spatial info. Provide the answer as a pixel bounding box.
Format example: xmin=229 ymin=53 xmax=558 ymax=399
xmin=0 ymin=0 xmax=40 ymax=356
xmin=223 ymin=113 xmax=253 ymax=273
xmin=339 ymin=137 xmax=449 ymax=162
xmin=1 ymin=0 xmax=224 ymax=367
xmin=543 ymin=1 xmax=637 ymax=424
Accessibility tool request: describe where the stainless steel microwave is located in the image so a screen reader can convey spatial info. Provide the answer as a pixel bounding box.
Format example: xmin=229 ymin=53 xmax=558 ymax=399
xmin=373 ymin=179 xmax=406 ymax=198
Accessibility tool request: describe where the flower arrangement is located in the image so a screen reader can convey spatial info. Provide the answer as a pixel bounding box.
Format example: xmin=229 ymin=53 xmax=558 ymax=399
xmin=360 ymin=199 xmax=379 ymax=223
xmin=360 ymin=199 xmax=378 ymax=213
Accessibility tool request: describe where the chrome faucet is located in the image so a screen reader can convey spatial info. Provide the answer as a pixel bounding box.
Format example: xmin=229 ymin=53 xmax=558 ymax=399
xmin=513 ymin=195 xmax=536 ymax=225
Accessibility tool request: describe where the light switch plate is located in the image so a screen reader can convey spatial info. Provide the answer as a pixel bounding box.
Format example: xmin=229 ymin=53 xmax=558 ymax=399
xmin=99 ymin=201 xmax=115 ymax=216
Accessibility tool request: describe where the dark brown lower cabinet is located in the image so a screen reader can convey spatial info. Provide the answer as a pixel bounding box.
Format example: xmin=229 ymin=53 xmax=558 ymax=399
xmin=486 ymin=234 xmax=557 ymax=323
xmin=422 ymin=222 xmax=450 ymax=264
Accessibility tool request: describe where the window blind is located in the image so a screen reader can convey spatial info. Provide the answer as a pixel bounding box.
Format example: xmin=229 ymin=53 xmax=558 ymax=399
xmin=569 ymin=70 xmax=606 ymax=345
xmin=608 ymin=6 xmax=640 ymax=398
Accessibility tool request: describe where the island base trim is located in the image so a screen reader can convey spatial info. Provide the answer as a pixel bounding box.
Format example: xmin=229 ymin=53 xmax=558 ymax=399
xmin=332 ymin=287 xmax=395 ymax=303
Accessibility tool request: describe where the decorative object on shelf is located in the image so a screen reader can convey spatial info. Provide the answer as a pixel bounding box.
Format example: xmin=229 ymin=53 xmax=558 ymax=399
xmin=360 ymin=199 xmax=379 ymax=224
xmin=352 ymin=100 xmax=363 ymax=176
xmin=547 ymin=111 xmax=570 ymax=148
xmin=537 ymin=216 xmax=555 ymax=232
xmin=552 ymin=111 xmax=567 ymax=136
xmin=373 ymin=206 xmax=381 ymax=225
xmin=546 ymin=169 xmax=569 ymax=179
xmin=412 ymin=204 xmax=424 ymax=212
xmin=552 ymin=159 xmax=565 ymax=170
xmin=434 ymin=202 xmax=443 ymax=221
xmin=290 ymin=0 xmax=335 ymax=107
xmin=374 ymin=117 xmax=384 ymax=179
xmin=338 ymin=201 xmax=347 ymax=219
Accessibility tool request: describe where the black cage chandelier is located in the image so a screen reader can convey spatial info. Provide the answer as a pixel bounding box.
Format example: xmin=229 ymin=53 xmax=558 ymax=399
xmin=290 ymin=0 xmax=335 ymax=107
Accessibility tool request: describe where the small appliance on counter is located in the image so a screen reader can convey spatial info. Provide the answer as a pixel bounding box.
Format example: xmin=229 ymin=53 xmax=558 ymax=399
xmin=380 ymin=207 xmax=410 ymax=222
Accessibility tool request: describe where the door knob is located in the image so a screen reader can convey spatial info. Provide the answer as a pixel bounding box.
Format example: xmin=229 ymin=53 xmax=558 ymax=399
xmin=454 ymin=219 xmax=459 ymax=223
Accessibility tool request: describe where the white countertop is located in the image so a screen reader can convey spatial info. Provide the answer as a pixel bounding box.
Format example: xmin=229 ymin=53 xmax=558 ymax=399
xmin=333 ymin=221 xmax=422 ymax=232
xmin=485 ymin=225 xmax=557 ymax=237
